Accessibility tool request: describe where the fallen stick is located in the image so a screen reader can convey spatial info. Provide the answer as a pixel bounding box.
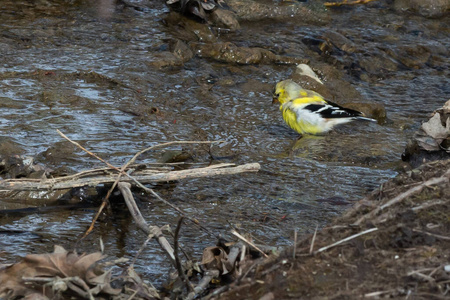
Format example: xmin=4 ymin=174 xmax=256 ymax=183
xmin=309 ymin=224 xmax=319 ymax=255
xmin=174 ymin=216 xmax=195 ymax=294
xmin=231 ymin=230 xmax=269 ymax=258
xmin=118 ymin=182 xmax=175 ymax=263
xmin=55 ymin=132 xmax=225 ymax=240
xmin=0 ymin=163 xmax=261 ymax=191
xmin=186 ymin=270 xmax=220 ymax=300
xmin=314 ymin=227 xmax=378 ymax=254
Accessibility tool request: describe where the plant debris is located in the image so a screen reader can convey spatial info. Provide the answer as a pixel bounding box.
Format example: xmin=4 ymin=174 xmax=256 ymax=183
xmin=200 ymin=159 xmax=450 ymax=299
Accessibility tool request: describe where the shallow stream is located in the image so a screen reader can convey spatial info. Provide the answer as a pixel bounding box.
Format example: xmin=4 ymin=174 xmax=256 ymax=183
xmin=0 ymin=0 xmax=448 ymax=285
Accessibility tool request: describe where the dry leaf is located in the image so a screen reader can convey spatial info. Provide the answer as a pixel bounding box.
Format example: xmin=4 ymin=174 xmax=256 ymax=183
xmin=0 ymin=245 xmax=120 ymax=299
xmin=122 ymin=267 xmax=161 ymax=299
xmin=442 ymin=100 xmax=450 ymax=114
xmin=421 ymin=113 xmax=450 ymax=141
xmin=416 ymin=109 xmax=450 ymax=152
xmin=201 ymin=246 xmax=230 ymax=274
xmin=415 ymin=133 xmax=441 ymax=151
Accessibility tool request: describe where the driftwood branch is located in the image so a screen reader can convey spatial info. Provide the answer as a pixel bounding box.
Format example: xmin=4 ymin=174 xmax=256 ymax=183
xmin=231 ymin=230 xmax=269 ymax=258
xmin=118 ymin=182 xmax=176 ymax=263
xmin=0 ymin=163 xmax=260 ymax=191
xmin=55 ymin=132 xmax=232 ymax=240
xmin=314 ymin=227 xmax=378 ymax=254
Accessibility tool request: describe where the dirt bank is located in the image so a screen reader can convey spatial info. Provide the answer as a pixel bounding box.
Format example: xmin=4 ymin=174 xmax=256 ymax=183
xmin=207 ymin=159 xmax=450 ymax=299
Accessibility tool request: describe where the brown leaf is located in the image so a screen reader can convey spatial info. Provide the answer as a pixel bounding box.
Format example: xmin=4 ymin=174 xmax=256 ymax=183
xmin=200 ymin=246 xmax=234 ymax=275
xmin=442 ymin=100 xmax=450 ymax=114
xmin=0 ymin=245 xmax=120 ymax=299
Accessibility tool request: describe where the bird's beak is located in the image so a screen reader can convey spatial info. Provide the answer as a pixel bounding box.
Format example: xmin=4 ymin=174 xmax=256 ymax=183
xmin=272 ymin=88 xmax=279 ymax=104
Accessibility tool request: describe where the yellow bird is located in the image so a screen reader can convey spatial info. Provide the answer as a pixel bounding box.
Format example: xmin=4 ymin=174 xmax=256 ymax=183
xmin=272 ymin=80 xmax=375 ymax=135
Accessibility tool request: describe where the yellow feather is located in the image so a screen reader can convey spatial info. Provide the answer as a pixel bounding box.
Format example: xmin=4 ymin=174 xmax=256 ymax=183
xmin=291 ymin=95 xmax=326 ymax=106
xmin=282 ymin=107 xmax=322 ymax=135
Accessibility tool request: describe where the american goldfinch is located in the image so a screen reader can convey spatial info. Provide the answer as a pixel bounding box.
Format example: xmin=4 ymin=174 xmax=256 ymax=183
xmin=272 ymin=80 xmax=376 ymax=135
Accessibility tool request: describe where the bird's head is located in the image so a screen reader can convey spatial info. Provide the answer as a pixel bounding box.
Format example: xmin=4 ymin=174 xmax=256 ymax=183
xmin=272 ymin=80 xmax=303 ymax=104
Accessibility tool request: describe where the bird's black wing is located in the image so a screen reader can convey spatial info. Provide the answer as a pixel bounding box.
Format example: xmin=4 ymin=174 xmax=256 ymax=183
xmin=304 ymin=102 xmax=364 ymax=119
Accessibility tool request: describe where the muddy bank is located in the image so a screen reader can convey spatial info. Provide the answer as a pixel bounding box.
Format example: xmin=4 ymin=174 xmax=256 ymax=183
xmin=206 ymin=158 xmax=450 ymax=299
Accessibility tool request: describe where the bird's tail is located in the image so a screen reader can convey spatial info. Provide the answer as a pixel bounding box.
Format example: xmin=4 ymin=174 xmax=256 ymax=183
xmin=355 ymin=116 xmax=377 ymax=122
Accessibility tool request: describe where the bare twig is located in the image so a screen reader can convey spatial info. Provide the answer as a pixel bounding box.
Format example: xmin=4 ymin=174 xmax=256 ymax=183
xmin=309 ymin=224 xmax=318 ymax=255
xmin=131 ymin=179 xmax=218 ymax=239
xmin=203 ymin=285 xmax=230 ymax=300
xmin=174 ymin=217 xmax=194 ymax=294
xmin=57 ymin=129 xmax=119 ymax=171
xmin=51 ymin=131 xmax=258 ymax=242
xmin=315 ymin=227 xmax=378 ymax=254
xmin=0 ymin=163 xmax=261 ymax=191
xmin=412 ymin=229 xmax=450 ymax=241
xmin=380 ymin=174 xmax=448 ymax=211
xmin=412 ymin=199 xmax=449 ymax=212
xmin=118 ymin=182 xmax=149 ymax=230
xmin=355 ymin=173 xmax=449 ymax=225
xmin=120 ymin=140 xmax=224 ymax=169
xmin=293 ymin=229 xmax=297 ymax=259
xmin=79 ymin=191 xmax=112 ymax=241
xmin=186 ymin=270 xmax=220 ymax=300
xmin=364 ymin=290 xmax=393 ymax=298
xmin=231 ymin=230 xmax=269 ymax=258
xmin=118 ymin=182 xmax=175 ymax=263
xmin=23 ymin=276 xmax=94 ymax=300
xmin=407 ymin=270 xmax=435 ymax=283
xmin=236 ymin=261 xmax=258 ymax=284
xmin=130 ymin=233 xmax=154 ymax=268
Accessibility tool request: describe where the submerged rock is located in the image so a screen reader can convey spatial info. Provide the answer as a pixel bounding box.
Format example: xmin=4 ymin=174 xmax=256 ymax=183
xmin=149 ymin=39 xmax=194 ymax=68
xmin=191 ymin=42 xmax=308 ymax=65
xmin=210 ymin=8 xmax=240 ymax=31
xmin=393 ymin=0 xmax=450 ymax=18
xmin=227 ymin=0 xmax=329 ymax=24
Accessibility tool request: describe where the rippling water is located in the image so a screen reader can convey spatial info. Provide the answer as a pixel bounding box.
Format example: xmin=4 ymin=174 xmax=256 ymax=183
xmin=0 ymin=0 xmax=448 ymax=285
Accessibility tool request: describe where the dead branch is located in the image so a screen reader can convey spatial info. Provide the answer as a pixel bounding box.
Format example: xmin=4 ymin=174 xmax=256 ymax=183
xmin=186 ymin=270 xmax=220 ymax=300
xmin=374 ymin=199 xmax=450 ymax=225
xmin=57 ymin=130 xmax=119 ymax=171
xmin=412 ymin=229 xmax=450 ymax=241
xmin=174 ymin=216 xmax=194 ymax=294
xmin=309 ymin=224 xmax=318 ymax=255
xmin=314 ymin=227 xmax=378 ymax=254
xmin=0 ymin=163 xmax=260 ymax=192
xmin=231 ymin=230 xmax=269 ymax=258
xmin=118 ymin=182 xmax=175 ymax=263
